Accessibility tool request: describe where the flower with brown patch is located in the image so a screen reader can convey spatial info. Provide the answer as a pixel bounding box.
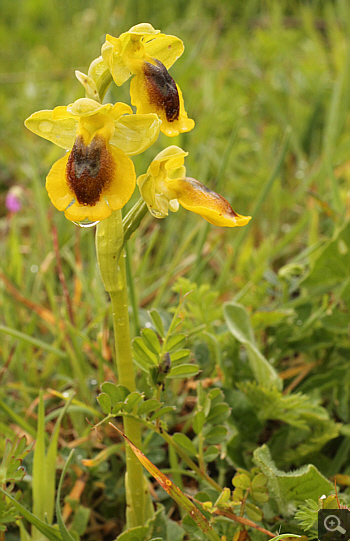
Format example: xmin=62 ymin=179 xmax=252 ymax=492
xmin=102 ymin=23 xmax=195 ymax=137
xmin=25 ymin=98 xmax=161 ymax=223
xmin=137 ymin=146 xmax=251 ymax=227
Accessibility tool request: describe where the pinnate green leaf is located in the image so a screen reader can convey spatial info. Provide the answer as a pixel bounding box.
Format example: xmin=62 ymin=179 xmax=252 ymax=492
xmin=193 ymin=410 xmax=205 ymax=434
xmin=203 ymin=425 xmax=228 ymax=445
xmin=172 ymin=433 xmax=197 ymax=457
xmin=168 ymin=364 xmax=199 ymax=379
xmin=97 ymin=393 xmax=111 ymax=415
xmin=141 ymin=328 xmax=161 ymax=354
xmin=138 ymin=399 xmax=162 ymax=416
xmin=148 ymin=309 xmax=165 ymax=338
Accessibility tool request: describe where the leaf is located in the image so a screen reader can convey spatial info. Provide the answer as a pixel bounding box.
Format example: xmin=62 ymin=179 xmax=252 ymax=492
xmin=253 ymin=445 xmax=333 ymax=516
xmin=109 ymin=424 xmax=221 ymax=541
xmin=115 ymin=525 xmax=148 ymax=541
xmin=138 ymin=399 xmax=162 ymax=416
xmin=0 ymin=494 xmax=22 ymax=531
xmin=0 ymin=325 xmax=67 ymax=359
xmin=206 ymin=403 xmax=231 ymax=425
xmin=0 ymin=436 xmax=31 ymax=485
xmin=172 ymin=433 xmax=197 ymax=457
xmin=251 ymin=473 xmax=268 ymax=488
xmin=193 ymin=411 xmax=205 ymax=434
xmin=123 ymin=392 xmax=143 ymax=413
xmin=224 ymin=302 xmax=282 ymax=390
xmin=148 ymin=309 xmax=165 ymax=338
xmin=167 ymin=364 xmax=200 ymax=379
xmin=133 ymin=337 xmax=158 ymax=366
xmin=165 ymin=334 xmax=187 ymax=353
xmin=170 ymin=349 xmax=191 ymax=363
xmin=251 ymin=309 xmax=294 ymax=329
xmin=45 ymin=394 xmax=74 ymax=525
xmin=232 ymin=473 xmax=251 ymax=490
xmin=295 ymin=499 xmax=319 ymax=531
xmin=97 ymin=392 xmax=112 ymax=414
xmin=32 ymin=390 xmax=46 ymax=536
xmin=245 ymin=502 xmax=263 ymax=522
xmin=100 ymin=383 xmax=129 ymax=404
xmin=141 ymin=328 xmax=161 ymax=354
xmin=0 ymin=399 xmax=37 ymax=439
xmin=203 ymin=426 xmax=228 ymax=445
xmin=149 ymin=406 xmax=176 ymax=420
xmin=301 ymin=221 xmax=350 ymax=295
xmin=56 ymin=450 xmax=77 ymax=541
xmin=269 ymin=536 xmax=301 ymax=541
xmin=238 ymin=382 xmax=329 ymax=429
xmin=203 ymin=446 xmax=219 ymax=462
xmin=0 ymin=488 xmax=62 ymax=541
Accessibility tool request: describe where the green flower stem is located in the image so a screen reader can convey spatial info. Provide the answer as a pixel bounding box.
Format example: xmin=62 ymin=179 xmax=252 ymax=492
xmin=96 ymin=209 xmax=151 ymax=528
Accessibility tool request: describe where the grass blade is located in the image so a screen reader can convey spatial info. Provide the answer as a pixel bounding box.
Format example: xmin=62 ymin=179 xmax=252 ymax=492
xmin=56 ymin=449 xmax=77 ymax=541
xmin=0 ymin=488 xmax=62 ymax=541
xmin=109 ymin=423 xmax=221 ymax=541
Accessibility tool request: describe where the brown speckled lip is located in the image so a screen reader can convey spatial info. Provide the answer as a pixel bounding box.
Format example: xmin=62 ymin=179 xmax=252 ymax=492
xmin=142 ymin=59 xmax=180 ymax=122
xmin=66 ymin=135 xmax=115 ymax=206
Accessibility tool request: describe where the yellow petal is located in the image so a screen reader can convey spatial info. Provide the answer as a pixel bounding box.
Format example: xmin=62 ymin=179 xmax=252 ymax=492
xmin=167 ymin=177 xmax=251 ymax=227
xmin=46 ymin=154 xmax=74 ymax=210
xmin=137 ymin=172 xmax=157 ymax=210
xmin=46 ymin=135 xmax=135 ymax=222
xmin=75 ymin=70 xmax=100 ymax=101
xmin=110 ymin=102 xmax=134 ymax=120
xmin=144 ymin=35 xmax=184 ymax=70
xmin=153 ymin=145 xmax=188 ymax=162
xmin=103 ymin=146 xmax=136 ymax=209
xmin=161 ymin=84 xmax=195 ymax=137
xmin=64 ymin=199 xmax=111 ymax=222
xmin=130 ymin=69 xmax=194 ymax=137
xmin=67 ymin=98 xmax=108 ymax=117
xmin=25 ymin=110 xmax=77 ymax=150
xmin=111 ymin=113 xmax=161 ymax=155
xmin=127 ymin=23 xmax=160 ymax=36
xmin=153 ymin=145 xmax=188 ymax=171
xmin=102 ymin=36 xmax=131 ymax=86
xmin=52 ymin=105 xmax=73 ymax=120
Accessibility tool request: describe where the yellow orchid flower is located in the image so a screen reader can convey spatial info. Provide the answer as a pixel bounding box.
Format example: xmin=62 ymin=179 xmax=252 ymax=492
xmin=25 ymin=98 xmax=161 ymax=224
xmin=137 ymin=146 xmax=251 ymax=227
xmin=101 ymin=23 xmax=195 ymax=137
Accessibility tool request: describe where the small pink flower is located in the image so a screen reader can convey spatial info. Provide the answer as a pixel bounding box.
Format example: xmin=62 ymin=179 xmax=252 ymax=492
xmin=5 ymin=186 xmax=23 ymax=213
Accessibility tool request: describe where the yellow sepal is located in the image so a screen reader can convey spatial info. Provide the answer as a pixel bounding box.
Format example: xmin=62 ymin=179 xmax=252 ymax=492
xmin=167 ymin=177 xmax=252 ymax=227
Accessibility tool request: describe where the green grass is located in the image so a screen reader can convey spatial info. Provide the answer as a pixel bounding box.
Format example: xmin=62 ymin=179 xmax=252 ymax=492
xmin=1 ymin=0 xmax=350 ymax=540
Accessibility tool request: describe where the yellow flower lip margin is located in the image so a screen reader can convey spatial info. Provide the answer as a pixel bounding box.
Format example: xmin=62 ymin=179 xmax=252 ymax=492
xmin=102 ymin=24 xmax=194 ymax=137
xmin=137 ymin=146 xmax=251 ymax=227
xmin=24 ymin=98 xmax=161 ymax=224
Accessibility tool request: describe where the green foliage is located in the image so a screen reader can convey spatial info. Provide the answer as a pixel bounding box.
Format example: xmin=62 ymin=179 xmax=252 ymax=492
xmin=0 ymin=436 xmax=31 ymax=488
xmin=1 ymin=0 xmax=350 ymax=539
xmin=238 ymin=382 xmax=330 ymax=429
xmin=0 ymin=494 xmax=22 ymax=532
xmin=294 ymin=499 xmax=319 ymax=531
xmin=0 ymin=436 xmax=31 ymax=531
xmin=253 ymin=445 xmax=333 ymax=516
xmin=224 ymin=302 xmax=282 ymax=390
xmin=132 ymin=304 xmax=199 ymax=387
xmin=115 ymin=505 xmax=185 ymax=541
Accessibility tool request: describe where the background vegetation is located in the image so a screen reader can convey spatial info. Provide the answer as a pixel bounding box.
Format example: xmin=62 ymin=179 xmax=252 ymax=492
xmin=0 ymin=0 xmax=349 ymax=540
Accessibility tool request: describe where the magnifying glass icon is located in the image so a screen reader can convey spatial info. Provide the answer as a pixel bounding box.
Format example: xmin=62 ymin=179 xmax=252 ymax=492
xmin=324 ymin=514 xmax=346 ymax=535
